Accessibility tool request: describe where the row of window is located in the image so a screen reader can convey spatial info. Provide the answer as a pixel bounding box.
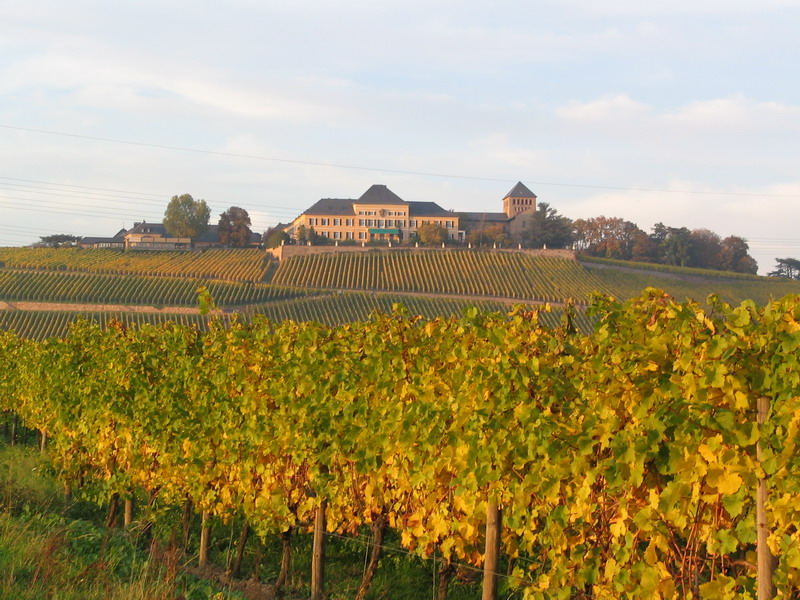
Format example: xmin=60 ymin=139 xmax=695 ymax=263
xmin=355 ymin=209 xmax=407 ymax=216
xmin=307 ymin=218 xmax=456 ymax=229
xmin=359 ymin=219 xmax=405 ymax=227
xmin=319 ymin=231 xmax=371 ymax=240
xmin=307 ymin=217 xmax=356 ymax=227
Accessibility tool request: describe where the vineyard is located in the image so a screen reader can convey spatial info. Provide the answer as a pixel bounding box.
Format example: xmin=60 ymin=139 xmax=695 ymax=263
xmin=1 ymin=291 xmax=799 ymax=599
xmin=0 ymin=294 xmax=594 ymax=339
xmin=584 ymin=262 xmax=800 ymax=305
xmin=271 ymin=249 xmax=800 ymax=306
xmin=581 ymin=255 xmax=768 ymax=281
xmin=0 ymin=309 xmax=222 ymax=340
xmin=0 ymin=247 xmax=274 ymax=282
xmin=0 ymin=270 xmax=313 ymax=306
xmin=272 ymin=250 xmax=615 ymax=302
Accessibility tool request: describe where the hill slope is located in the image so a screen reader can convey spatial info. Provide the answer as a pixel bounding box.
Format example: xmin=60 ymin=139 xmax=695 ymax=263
xmin=2 ymin=247 xmax=799 ymax=340
xmin=272 ymin=249 xmax=800 ymax=305
xmin=0 ymin=247 xmax=273 ymax=282
xmin=272 ymin=250 xmax=613 ymax=302
xmin=584 ymin=257 xmax=800 ymax=305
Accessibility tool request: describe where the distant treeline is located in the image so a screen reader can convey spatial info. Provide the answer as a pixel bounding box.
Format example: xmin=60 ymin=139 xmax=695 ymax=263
xmin=572 ymin=217 xmax=758 ymax=274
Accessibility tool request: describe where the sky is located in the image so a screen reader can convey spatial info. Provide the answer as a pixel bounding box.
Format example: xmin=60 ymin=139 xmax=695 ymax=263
xmin=1 ymin=0 xmax=799 ymax=273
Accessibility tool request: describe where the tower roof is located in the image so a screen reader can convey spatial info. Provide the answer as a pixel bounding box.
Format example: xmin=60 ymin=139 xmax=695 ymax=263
xmin=504 ymin=181 xmax=536 ymax=199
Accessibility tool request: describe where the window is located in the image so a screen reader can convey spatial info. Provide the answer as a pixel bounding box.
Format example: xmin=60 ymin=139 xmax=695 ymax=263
xmin=410 ymin=220 xmax=417 ymax=227
xmin=346 ymin=232 xmax=353 ymax=239
xmin=333 ymin=218 xmax=340 ymax=226
xmin=346 ymin=219 xmax=352 ymax=226
xmin=358 ymin=232 xmax=365 ymax=239
xmin=446 ymin=221 xmax=453 ymax=228
xmin=333 ymin=231 xmax=340 ymax=239
xmin=359 ymin=219 xmax=365 ymax=227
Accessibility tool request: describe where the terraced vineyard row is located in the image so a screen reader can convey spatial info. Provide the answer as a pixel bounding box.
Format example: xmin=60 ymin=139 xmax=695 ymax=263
xmin=272 ymin=250 xmax=614 ymax=302
xmin=0 ymin=247 xmax=273 ymax=282
xmin=244 ymin=292 xmax=594 ymax=329
xmin=0 ymin=310 xmax=224 ymax=339
xmin=0 ymin=270 xmax=315 ymax=306
xmin=585 ymin=263 xmax=800 ymax=305
xmin=0 ymin=293 xmax=594 ymax=339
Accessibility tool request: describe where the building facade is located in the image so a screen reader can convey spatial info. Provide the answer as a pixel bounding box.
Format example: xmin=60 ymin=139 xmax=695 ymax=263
xmin=284 ymin=182 xmax=538 ymax=244
xmin=284 ymin=184 xmax=460 ymax=243
xmin=122 ymin=222 xmax=260 ymax=250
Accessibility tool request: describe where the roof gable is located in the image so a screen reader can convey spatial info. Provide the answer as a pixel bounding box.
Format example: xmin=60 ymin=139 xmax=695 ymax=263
xmin=407 ymin=201 xmax=451 ymax=217
xmin=504 ymin=181 xmax=536 ymax=199
xmin=128 ymin=222 xmax=167 ymax=235
xmin=356 ymin=184 xmax=407 ymax=205
xmin=302 ymin=198 xmax=357 ymax=216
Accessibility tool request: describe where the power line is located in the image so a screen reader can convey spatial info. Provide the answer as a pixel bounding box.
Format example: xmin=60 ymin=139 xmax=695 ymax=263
xmin=3 ymin=123 xmax=799 ymax=199
xmin=0 ymin=179 xmax=304 ymax=217
xmin=0 ymin=175 xmax=166 ymax=199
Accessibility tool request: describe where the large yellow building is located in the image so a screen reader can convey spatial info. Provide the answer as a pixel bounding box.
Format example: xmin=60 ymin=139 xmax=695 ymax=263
xmin=284 ymin=182 xmax=538 ymax=243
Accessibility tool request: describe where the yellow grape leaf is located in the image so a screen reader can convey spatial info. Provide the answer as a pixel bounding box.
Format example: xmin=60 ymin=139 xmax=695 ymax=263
xmin=698 ymin=444 xmax=717 ymax=464
xmin=610 ymin=518 xmax=627 ymax=539
xmin=709 ymin=468 xmax=743 ymax=495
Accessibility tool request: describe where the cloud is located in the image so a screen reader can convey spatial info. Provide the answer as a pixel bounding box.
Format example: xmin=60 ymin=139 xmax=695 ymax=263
xmin=549 ymin=0 xmax=800 ymax=16
xmin=665 ymin=96 xmax=800 ymax=132
xmin=556 ymin=94 xmax=650 ymax=121
xmin=0 ymin=51 xmax=339 ymax=122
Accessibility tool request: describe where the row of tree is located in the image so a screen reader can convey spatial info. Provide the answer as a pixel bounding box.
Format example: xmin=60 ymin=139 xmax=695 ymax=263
xmin=163 ymin=194 xmax=254 ymax=247
xmin=572 ymin=217 xmax=759 ymax=273
xmin=470 ymin=203 xmax=760 ymax=274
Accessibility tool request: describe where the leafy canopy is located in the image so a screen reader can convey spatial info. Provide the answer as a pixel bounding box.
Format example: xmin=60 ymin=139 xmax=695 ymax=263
xmin=163 ymin=194 xmax=210 ymax=239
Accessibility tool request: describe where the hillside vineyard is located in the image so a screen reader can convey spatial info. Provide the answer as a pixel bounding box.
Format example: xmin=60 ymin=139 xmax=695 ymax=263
xmin=0 ymin=270 xmax=312 ymax=306
xmin=2 ymin=291 xmax=800 ymax=599
xmin=0 ymin=298 xmax=595 ymax=340
xmin=0 ymin=247 xmax=273 ymax=282
xmin=272 ymin=251 xmax=616 ymax=301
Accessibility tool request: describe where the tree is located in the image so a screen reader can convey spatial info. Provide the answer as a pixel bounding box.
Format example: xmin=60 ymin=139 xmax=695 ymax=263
xmin=769 ymin=258 xmax=800 ymax=279
xmin=163 ymin=194 xmax=210 ymax=239
xmin=218 ymin=207 xmax=252 ymax=247
xmin=719 ymin=236 xmax=758 ymax=274
xmin=658 ymin=226 xmax=692 ymax=267
xmin=263 ymin=227 xmax=290 ymax=248
xmin=630 ymin=231 xmax=658 ymax=262
xmin=688 ymin=229 xmax=723 ymax=269
xmin=573 ymin=217 xmax=643 ymax=259
xmin=523 ymin=202 xmax=574 ymax=249
xmin=466 ymin=223 xmax=507 ymax=246
xmin=295 ymin=225 xmax=324 ymax=244
xmin=38 ymin=234 xmax=80 ymax=247
xmin=416 ymin=223 xmax=448 ymax=245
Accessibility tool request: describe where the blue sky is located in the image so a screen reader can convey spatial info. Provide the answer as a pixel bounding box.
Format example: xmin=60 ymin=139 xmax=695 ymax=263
xmin=1 ymin=0 xmax=799 ymax=272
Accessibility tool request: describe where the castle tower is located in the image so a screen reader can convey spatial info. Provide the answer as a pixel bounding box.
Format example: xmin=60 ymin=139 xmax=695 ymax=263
xmin=502 ymin=181 xmax=537 ymax=218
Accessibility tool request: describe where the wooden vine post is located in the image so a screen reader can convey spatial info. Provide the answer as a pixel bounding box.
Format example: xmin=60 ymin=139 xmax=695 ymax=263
xmin=311 ymin=499 xmax=327 ymax=600
xmin=757 ymin=396 xmax=775 ymax=600
xmin=199 ymin=510 xmax=211 ymax=568
xmin=123 ymin=497 xmax=134 ymax=527
xmin=482 ymin=499 xmax=502 ymax=600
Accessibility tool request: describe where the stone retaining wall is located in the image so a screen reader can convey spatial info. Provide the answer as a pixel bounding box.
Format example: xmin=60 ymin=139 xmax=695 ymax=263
xmin=268 ymin=244 xmax=575 ymax=261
